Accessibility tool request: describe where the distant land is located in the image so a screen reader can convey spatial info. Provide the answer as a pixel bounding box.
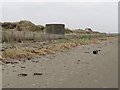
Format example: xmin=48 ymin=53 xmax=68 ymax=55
xmin=0 ymin=20 xmax=107 ymax=35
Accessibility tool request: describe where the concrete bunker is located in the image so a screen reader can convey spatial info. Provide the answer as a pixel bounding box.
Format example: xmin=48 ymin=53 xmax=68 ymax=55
xmin=45 ymin=24 xmax=65 ymax=34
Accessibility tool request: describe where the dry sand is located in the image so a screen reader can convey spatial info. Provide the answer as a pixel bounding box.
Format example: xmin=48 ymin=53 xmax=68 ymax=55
xmin=2 ymin=38 xmax=118 ymax=88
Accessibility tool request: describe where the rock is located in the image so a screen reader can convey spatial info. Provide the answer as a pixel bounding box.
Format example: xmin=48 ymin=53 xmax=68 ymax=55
xmin=27 ymin=57 xmax=31 ymax=60
xmin=0 ymin=48 xmax=5 ymax=52
xmin=21 ymin=66 xmax=26 ymax=68
xmin=18 ymin=40 xmax=22 ymax=43
xmin=18 ymin=73 xmax=27 ymax=77
xmin=32 ymin=60 xmax=39 ymax=63
xmin=75 ymin=59 xmax=81 ymax=64
xmin=1 ymin=57 xmax=19 ymax=64
xmin=21 ymin=69 xmax=23 ymax=70
xmin=33 ymin=72 xmax=43 ymax=76
xmin=93 ymin=50 xmax=98 ymax=54
xmin=11 ymin=61 xmax=19 ymax=64
xmin=41 ymin=42 xmax=47 ymax=45
xmin=5 ymin=62 xmax=11 ymax=64
xmin=93 ymin=50 xmax=100 ymax=54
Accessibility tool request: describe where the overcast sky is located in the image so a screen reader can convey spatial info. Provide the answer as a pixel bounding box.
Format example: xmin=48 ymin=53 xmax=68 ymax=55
xmin=1 ymin=1 xmax=118 ymax=33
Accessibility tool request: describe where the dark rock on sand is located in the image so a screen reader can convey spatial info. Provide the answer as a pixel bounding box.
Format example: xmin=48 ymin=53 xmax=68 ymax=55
xmin=18 ymin=73 xmax=28 ymax=77
xmin=93 ymin=50 xmax=100 ymax=54
xmin=21 ymin=66 xmax=26 ymax=68
xmin=33 ymin=72 xmax=43 ymax=76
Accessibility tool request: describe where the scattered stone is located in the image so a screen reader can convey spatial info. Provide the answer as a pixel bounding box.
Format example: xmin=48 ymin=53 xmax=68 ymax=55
xmin=11 ymin=61 xmax=19 ymax=64
xmin=93 ymin=50 xmax=100 ymax=54
xmin=33 ymin=72 xmax=43 ymax=76
xmin=75 ymin=59 xmax=81 ymax=64
xmin=12 ymin=66 xmax=15 ymax=67
xmin=18 ymin=40 xmax=23 ymax=43
xmin=27 ymin=57 xmax=31 ymax=60
xmin=5 ymin=62 xmax=11 ymax=64
xmin=93 ymin=50 xmax=98 ymax=54
xmin=1 ymin=58 xmax=19 ymax=64
xmin=32 ymin=60 xmax=39 ymax=63
xmin=21 ymin=66 xmax=26 ymax=68
xmin=18 ymin=73 xmax=27 ymax=77
xmin=41 ymin=42 xmax=47 ymax=45
xmin=0 ymin=48 xmax=5 ymax=52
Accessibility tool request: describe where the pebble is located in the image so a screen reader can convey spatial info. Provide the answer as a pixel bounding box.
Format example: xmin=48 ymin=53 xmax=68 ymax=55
xmin=18 ymin=73 xmax=28 ymax=77
xmin=33 ymin=72 xmax=43 ymax=76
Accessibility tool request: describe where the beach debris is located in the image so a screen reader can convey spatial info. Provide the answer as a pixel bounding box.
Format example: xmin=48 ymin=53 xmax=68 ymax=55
xmin=3 ymin=60 xmax=11 ymax=64
xmin=12 ymin=65 xmax=15 ymax=67
xmin=11 ymin=61 xmax=19 ymax=64
xmin=76 ymin=59 xmax=81 ymax=64
xmin=18 ymin=40 xmax=23 ymax=43
xmin=18 ymin=73 xmax=28 ymax=77
xmin=32 ymin=60 xmax=39 ymax=63
xmin=21 ymin=66 xmax=26 ymax=68
xmin=0 ymin=48 xmax=5 ymax=52
xmin=0 ymin=56 xmax=19 ymax=64
xmin=27 ymin=57 xmax=31 ymax=60
xmin=33 ymin=72 xmax=43 ymax=76
xmin=41 ymin=42 xmax=47 ymax=45
xmin=93 ymin=50 xmax=100 ymax=54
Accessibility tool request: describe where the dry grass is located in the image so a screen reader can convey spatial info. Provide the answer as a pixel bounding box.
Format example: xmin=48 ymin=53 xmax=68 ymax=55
xmin=2 ymin=36 xmax=117 ymax=62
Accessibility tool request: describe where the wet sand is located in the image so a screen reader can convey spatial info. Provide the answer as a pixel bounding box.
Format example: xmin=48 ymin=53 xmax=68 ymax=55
xmin=2 ymin=38 xmax=118 ymax=88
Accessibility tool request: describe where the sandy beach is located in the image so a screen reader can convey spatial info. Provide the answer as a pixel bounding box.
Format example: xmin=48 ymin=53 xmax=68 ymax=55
xmin=2 ymin=38 xmax=118 ymax=88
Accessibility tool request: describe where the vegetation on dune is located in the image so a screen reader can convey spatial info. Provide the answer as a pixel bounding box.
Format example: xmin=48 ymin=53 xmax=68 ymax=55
xmin=2 ymin=35 xmax=117 ymax=62
xmin=65 ymin=28 xmax=73 ymax=34
xmin=64 ymin=28 xmax=106 ymax=35
xmin=1 ymin=20 xmax=105 ymax=35
xmin=1 ymin=20 xmax=45 ymax=32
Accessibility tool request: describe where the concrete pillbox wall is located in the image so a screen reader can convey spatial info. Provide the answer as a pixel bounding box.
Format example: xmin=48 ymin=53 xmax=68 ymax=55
xmin=45 ymin=24 xmax=65 ymax=34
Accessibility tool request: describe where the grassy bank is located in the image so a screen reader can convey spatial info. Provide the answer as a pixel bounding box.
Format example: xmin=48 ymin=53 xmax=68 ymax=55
xmin=1 ymin=35 xmax=117 ymax=63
